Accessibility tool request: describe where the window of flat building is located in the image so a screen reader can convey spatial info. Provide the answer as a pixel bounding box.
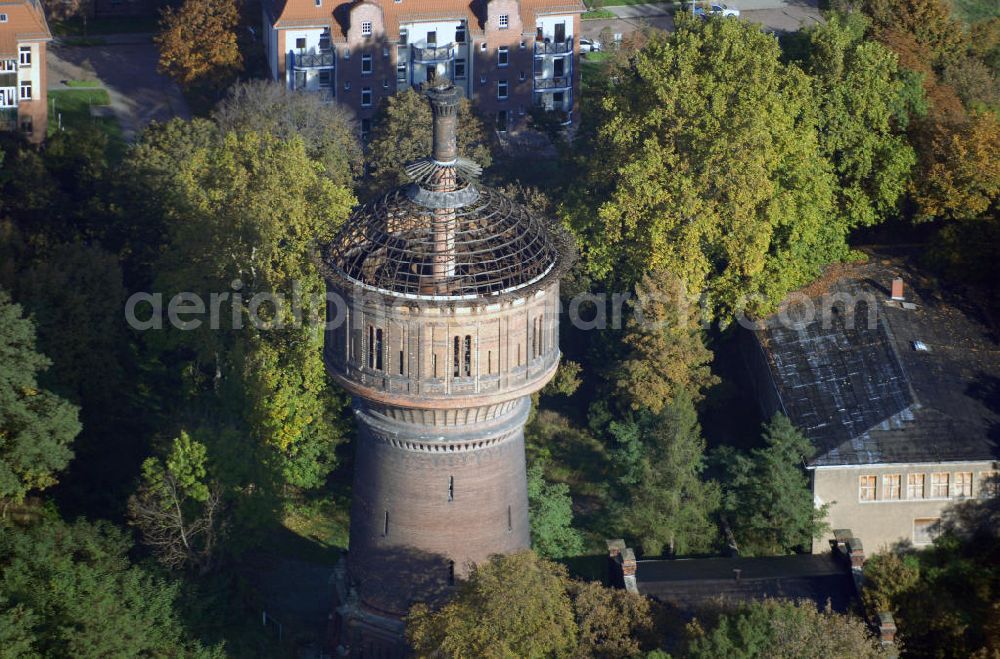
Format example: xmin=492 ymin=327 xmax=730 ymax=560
xmin=859 ymin=475 xmax=876 ymax=501
xmin=19 ymin=82 xmax=31 ymax=101
xmin=913 ymin=518 xmax=939 ymax=545
xmin=315 ymin=0 xmax=321 ymax=6
xmin=295 ymin=37 xmax=306 ymax=50
xmin=499 ymin=13 xmax=509 ymax=29
xmin=0 ymin=14 xmax=8 ymax=23
xmin=318 ymin=69 xmax=332 ymax=88
xmin=427 ymin=31 xmax=437 ymax=45
xmin=931 ymin=472 xmax=950 ymax=498
xmin=480 ymin=42 xmax=487 ymax=52
xmin=480 ymin=74 xmax=487 ymax=85
xmin=361 ymin=86 xmax=372 ymax=107
xmin=553 ymin=91 xmax=564 ymax=106
xmin=456 ymin=25 xmax=466 ymax=43
xmin=382 ymin=78 xmax=389 ymax=89
xmin=0 ymin=60 xmax=15 ymax=72
xmin=361 ymin=21 xmax=372 ymax=37
xmin=454 ymin=58 xmax=466 ymax=79
xmin=19 ymin=115 xmax=32 ymax=135
xmin=980 ymin=472 xmax=999 ymax=498
xmin=344 ymin=80 xmax=351 ymax=91
xmin=553 ymin=57 xmax=565 ymax=78
xmin=18 ymin=46 xmax=30 ymax=66
xmin=519 ymin=70 xmax=526 ymax=81
xmin=361 ymin=118 xmax=371 ymax=140
xmin=883 ymin=474 xmax=901 ymax=500
xmin=498 ymin=46 xmax=509 ymax=67
xmin=362 ymin=53 xmax=373 ymax=74
xmin=497 ymin=79 xmax=508 ymax=100
xmin=955 ymin=471 xmax=972 ymax=497
xmin=319 ymin=29 xmax=331 ymax=51
xmin=344 ymin=48 xmax=350 ymax=60
xmin=907 ymin=473 xmax=925 ymax=499
xmin=399 ymin=29 xmax=408 ymax=45
xmin=397 ymin=63 xmax=407 ymax=81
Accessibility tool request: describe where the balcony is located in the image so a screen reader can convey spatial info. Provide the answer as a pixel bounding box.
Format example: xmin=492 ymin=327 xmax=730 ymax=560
xmin=0 ymin=108 xmax=16 ymax=131
xmin=533 ymin=76 xmax=572 ymax=91
xmin=289 ymin=50 xmax=335 ymax=70
xmin=411 ymin=43 xmax=454 ymax=63
xmin=534 ymin=38 xmax=573 ymax=55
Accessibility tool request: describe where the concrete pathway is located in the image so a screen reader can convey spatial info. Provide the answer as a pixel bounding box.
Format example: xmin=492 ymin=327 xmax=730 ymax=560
xmin=48 ymin=33 xmax=189 ymax=141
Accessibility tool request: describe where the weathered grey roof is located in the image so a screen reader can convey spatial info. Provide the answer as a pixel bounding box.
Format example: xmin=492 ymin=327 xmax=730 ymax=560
xmin=636 ymin=554 xmax=857 ymax=613
xmin=753 ymin=255 xmax=1000 ymax=467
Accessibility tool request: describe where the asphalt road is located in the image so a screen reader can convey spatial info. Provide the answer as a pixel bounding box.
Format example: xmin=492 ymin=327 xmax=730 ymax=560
xmin=48 ymin=33 xmax=190 ymax=141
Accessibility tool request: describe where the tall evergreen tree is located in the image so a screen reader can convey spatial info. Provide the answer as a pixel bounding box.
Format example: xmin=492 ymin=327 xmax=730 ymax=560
xmin=0 ymin=290 xmax=79 ymax=503
xmin=714 ymin=414 xmax=827 ymax=556
xmin=614 ymin=391 xmax=721 ymax=556
xmin=527 ymin=460 xmax=585 ymax=559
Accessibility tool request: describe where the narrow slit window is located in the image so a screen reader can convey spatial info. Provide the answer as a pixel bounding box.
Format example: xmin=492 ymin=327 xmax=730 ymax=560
xmin=433 ymin=353 xmax=438 ymax=378
xmin=399 ymin=350 xmax=404 ymax=375
xmin=464 ymin=335 xmax=472 ymax=377
xmin=447 ymin=560 xmax=455 ymax=585
xmin=538 ymin=313 xmax=544 ymax=356
xmin=368 ymin=326 xmax=375 ymax=368
xmin=383 ymin=510 xmax=389 ymax=537
xmin=517 ymin=344 xmax=521 ymax=366
xmin=448 ymin=476 xmax=454 ymax=502
xmin=507 ymin=505 xmax=512 ymax=532
xmin=487 ymin=350 xmax=492 ymax=375
xmin=453 ymin=336 xmax=461 ymax=377
xmin=375 ymin=328 xmax=383 ymax=371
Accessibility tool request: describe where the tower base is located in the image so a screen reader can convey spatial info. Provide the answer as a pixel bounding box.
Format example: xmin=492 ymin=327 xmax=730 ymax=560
xmin=330 ymin=558 xmax=407 ymax=658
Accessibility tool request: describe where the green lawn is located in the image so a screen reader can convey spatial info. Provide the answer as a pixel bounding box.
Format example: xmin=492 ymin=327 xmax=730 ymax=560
xmin=48 ymin=88 xmax=124 ymax=157
xmin=65 ymin=79 xmax=101 ymax=88
xmin=583 ymin=9 xmax=616 ymax=19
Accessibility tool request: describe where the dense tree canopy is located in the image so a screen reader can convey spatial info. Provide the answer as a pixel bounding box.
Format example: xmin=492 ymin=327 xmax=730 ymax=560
xmin=0 ymin=290 xmax=79 ymax=502
xmin=612 ymin=391 xmax=720 ymax=556
xmin=571 ymin=15 xmax=842 ymax=317
xmin=714 ymin=415 xmax=827 ymax=556
xmin=407 ymin=551 xmax=578 ymax=658
xmin=687 ymin=599 xmax=882 ymax=658
xmin=366 ymin=88 xmax=494 ymax=193
xmin=527 ymin=460 xmax=585 ymax=559
xmin=0 ymin=516 xmax=221 ymax=657
xmin=155 ymin=0 xmax=242 ymax=89
xmin=214 ymin=81 xmax=364 ymax=188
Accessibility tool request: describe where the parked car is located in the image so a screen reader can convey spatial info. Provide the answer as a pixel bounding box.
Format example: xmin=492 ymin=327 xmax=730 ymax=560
xmin=694 ymin=3 xmax=740 ymax=17
xmin=579 ymin=37 xmax=602 ymax=53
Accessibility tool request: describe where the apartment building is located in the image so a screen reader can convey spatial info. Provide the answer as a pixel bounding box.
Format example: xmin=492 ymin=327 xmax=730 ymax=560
xmin=262 ymin=0 xmax=585 ymax=137
xmin=744 ymin=255 xmax=999 ymax=553
xmin=0 ymin=0 xmax=50 ymax=142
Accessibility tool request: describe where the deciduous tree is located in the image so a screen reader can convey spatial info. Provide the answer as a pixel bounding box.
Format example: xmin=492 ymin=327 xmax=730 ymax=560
xmin=129 ymin=432 xmax=225 ymax=574
xmin=572 ymin=15 xmax=840 ymax=317
xmin=366 ymin=88 xmax=493 ymax=193
xmin=527 ymin=460 xmax=585 ymax=559
xmin=155 ymin=0 xmax=242 ymax=89
xmin=567 ymin=580 xmax=653 ymax=659
xmin=0 ymin=290 xmax=79 ymax=503
xmin=687 ymin=599 xmax=882 ymax=658
xmin=214 ymin=81 xmax=363 ymax=188
xmin=407 ymin=551 xmax=577 ymax=658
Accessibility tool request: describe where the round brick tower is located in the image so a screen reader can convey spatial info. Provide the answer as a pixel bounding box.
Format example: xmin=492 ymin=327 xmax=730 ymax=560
xmin=321 ymin=81 xmax=573 ymax=657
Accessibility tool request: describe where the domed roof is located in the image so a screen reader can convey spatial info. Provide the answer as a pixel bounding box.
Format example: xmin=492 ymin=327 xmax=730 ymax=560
xmin=323 ymin=183 xmax=571 ymax=300
xmin=322 ymin=82 xmax=572 ymax=301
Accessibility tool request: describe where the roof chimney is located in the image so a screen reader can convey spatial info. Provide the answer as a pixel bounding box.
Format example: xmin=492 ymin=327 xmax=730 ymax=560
xmin=891 ymin=278 xmax=904 ymax=301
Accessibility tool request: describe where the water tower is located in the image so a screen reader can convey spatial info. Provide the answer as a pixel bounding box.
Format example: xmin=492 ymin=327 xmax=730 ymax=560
xmin=321 ymin=80 xmax=573 ymax=656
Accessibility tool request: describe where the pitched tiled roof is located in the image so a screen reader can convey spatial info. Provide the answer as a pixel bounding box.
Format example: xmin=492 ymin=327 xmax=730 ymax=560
xmin=267 ymin=0 xmax=584 ymax=40
xmin=0 ymin=0 xmax=51 ymax=56
xmin=752 ymin=252 xmax=1000 ymax=467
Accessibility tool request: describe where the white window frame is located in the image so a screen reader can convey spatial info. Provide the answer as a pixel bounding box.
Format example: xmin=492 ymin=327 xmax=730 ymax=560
xmin=954 ymin=471 xmax=972 ymax=498
xmin=497 ymin=79 xmax=508 ymax=100
xmin=0 ymin=14 xmax=8 ymax=23
xmin=907 ymin=473 xmax=925 ymax=499
xmin=498 ymin=13 xmax=509 ymax=29
xmin=930 ymin=472 xmax=950 ymax=498
xmin=497 ymin=46 xmax=509 ymax=67
xmin=18 ymin=46 xmax=31 ymax=67
xmin=19 ymin=81 xmax=31 ymax=100
xmin=361 ymin=86 xmax=372 ymax=107
xmin=361 ymin=20 xmax=373 ymax=37
xmin=882 ymin=474 xmax=901 ymax=500
xmin=361 ymin=53 xmax=373 ymax=74
xmin=859 ymin=475 xmax=876 ymax=502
